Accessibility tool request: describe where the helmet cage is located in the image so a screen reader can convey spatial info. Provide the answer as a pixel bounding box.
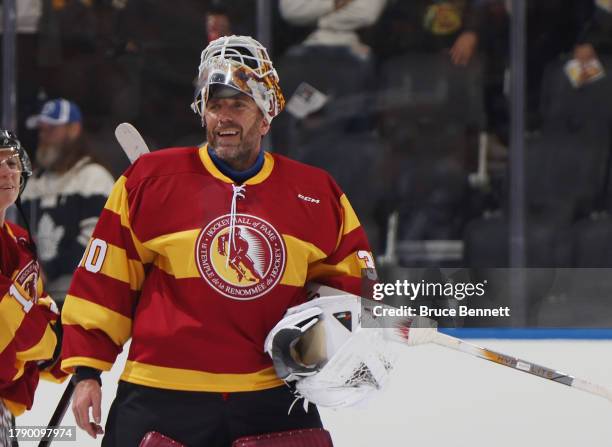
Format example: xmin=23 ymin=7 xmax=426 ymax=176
xmin=191 ymin=35 xmax=285 ymax=123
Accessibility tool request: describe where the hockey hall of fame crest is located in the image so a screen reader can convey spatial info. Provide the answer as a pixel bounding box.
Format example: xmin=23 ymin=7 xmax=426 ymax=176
xmin=195 ymin=214 xmax=287 ymax=300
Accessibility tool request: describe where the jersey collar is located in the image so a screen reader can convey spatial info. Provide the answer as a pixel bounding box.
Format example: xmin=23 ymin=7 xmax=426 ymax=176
xmin=199 ymin=144 xmax=274 ymax=185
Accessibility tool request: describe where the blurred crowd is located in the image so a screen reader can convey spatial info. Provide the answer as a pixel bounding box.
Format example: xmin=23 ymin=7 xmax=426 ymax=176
xmin=2 ymin=0 xmax=612 ymax=278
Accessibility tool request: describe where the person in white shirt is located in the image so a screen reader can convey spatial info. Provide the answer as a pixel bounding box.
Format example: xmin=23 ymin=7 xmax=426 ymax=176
xmin=280 ymin=0 xmax=387 ymax=56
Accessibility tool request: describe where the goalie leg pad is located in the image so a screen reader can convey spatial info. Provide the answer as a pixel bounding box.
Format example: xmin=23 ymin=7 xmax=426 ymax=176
xmin=232 ymin=428 xmax=333 ymax=447
xmin=139 ymin=431 xmax=186 ymax=447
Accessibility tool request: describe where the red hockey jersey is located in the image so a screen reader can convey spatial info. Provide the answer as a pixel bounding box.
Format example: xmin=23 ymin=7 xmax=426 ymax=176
xmin=61 ymin=147 xmax=375 ymax=392
xmin=0 ymin=222 xmax=62 ymax=416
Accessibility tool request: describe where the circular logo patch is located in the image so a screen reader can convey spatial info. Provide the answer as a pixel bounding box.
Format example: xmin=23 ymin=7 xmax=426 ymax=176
xmin=195 ymin=214 xmax=286 ymax=300
xmin=15 ymin=260 xmax=39 ymax=303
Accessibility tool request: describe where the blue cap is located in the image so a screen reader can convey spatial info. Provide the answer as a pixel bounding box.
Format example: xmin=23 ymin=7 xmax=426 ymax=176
xmin=26 ymin=98 xmax=82 ymax=129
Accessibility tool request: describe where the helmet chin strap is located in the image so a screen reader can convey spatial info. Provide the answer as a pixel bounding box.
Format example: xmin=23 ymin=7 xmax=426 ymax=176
xmin=14 ymin=197 xmax=39 ymax=260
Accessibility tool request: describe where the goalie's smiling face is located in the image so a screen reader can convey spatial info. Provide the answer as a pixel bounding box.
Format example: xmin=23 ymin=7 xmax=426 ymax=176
xmin=204 ymin=92 xmax=270 ymax=171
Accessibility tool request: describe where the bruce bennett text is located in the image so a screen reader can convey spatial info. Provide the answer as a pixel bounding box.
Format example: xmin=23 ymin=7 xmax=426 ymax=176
xmin=372 ymin=305 xmax=511 ymax=318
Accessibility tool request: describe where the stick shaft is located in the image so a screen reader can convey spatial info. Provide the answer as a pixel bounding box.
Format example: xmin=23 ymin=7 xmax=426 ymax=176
xmin=37 ymin=380 xmax=75 ymax=447
xmin=432 ymin=332 xmax=612 ymax=402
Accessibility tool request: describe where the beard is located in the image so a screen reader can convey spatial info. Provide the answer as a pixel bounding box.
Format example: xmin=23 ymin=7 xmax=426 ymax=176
xmin=207 ymin=119 xmax=262 ymax=171
xmin=35 ymin=133 xmax=86 ymax=173
xmin=35 ymin=145 xmax=62 ymax=170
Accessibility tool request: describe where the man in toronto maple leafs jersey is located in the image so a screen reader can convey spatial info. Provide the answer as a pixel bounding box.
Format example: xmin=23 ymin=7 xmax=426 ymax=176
xmin=61 ymin=36 xmax=376 ymax=446
xmin=20 ymin=99 xmax=115 ymax=305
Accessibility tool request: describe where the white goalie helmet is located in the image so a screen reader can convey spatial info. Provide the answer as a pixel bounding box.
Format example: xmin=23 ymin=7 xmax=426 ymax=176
xmin=191 ymin=35 xmax=285 ymax=123
xmin=265 ymin=292 xmax=395 ymax=408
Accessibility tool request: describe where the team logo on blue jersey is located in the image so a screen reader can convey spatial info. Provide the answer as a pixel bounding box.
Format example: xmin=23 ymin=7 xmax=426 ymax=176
xmin=195 ymin=214 xmax=286 ymax=300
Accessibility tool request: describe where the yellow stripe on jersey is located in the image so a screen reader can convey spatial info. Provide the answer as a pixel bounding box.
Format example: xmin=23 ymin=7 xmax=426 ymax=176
xmin=15 ymin=324 xmax=56 ymax=362
xmin=0 ymin=292 xmax=26 ymax=353
xmin=245 ymin=152 xmax=275 ymax=185
xmin=39 ymin=370 xmax=68 ymax=384
xmin=280 ymin=235 xmax=327 ymax=286
xmin=62 ymin=295 xmax=132 ymax=346
xmin=3 ymin=398 xmax=26 ymax=417
xmin=37 ymin=295 xmax=59 ymax=315
xmin=199 ymin=146 xmax=233 ymax=183
xmin=340 ymin=194 xmax=361 ymax=236
xmin=145 ymin=228 xmax=362 ymax=284
xmin=11 ymin=360 xmax=25 ymax=381
xmin=36 ymin=274 xmax=44 ymax=300
xmin=307 ymin=251 xmax=365 ymax=281
xmin=83 ymin=241 xmax=146 ymax=290
xmin=103 ymin=176 xmax=155 ymax=264
xmin=104 ymin=176 xmax=130 ymax=224
xmin=121 ymin=360 xmax=284 ymax=392
xmin=145 ymin=230 xmax=330 ymax=283
xmin=144 ymin=229 xmax=201 ymax=278
xmin=61 ymin=356 xmax=115 ymax=374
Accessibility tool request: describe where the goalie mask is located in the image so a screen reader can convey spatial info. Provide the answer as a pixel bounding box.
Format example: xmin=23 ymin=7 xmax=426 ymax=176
xmin=0 ymin=130 xmax=33 ymax=194
xmin=191 ymin=35 xmax=285 ymax=124
xmin=265 ymin=293 xmax=394 ymax=408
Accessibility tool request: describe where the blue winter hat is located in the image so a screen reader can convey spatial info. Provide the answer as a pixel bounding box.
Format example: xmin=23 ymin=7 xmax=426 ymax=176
xmin=26 ymin=98 xmax=82 ymax=129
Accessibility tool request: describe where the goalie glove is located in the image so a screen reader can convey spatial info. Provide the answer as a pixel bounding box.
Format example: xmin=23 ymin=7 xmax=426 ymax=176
xmin=265 ymin=293 xmax=395 ymax=408
xmin=265 ymin=306 xmax=323 ymax=382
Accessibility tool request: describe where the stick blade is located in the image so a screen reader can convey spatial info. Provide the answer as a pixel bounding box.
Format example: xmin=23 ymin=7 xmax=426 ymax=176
xmin=115 ymin=122 xmax=150 ymax=163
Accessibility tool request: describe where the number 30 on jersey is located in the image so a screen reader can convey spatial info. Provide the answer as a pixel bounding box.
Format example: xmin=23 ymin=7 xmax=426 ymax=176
xmin=80 ymin=238 xmax=108 ymax=273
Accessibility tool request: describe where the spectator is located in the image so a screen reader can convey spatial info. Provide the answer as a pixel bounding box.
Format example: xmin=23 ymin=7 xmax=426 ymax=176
xmin=280 ymin=0 xmax=387 ymax=57
xmin=371 ymin=0 xmax=484 ymax=66
xmin=574 ymin=0 xmax=612 ymax=62
xmin=206 ymin=0 xmax=233 ymax=43
xmin=204 ymin=0 xmax=257 ymax=42
xmin=522 ymin=0 xmax=593 ymax=129
xmin=20 ymin=99 xmax=114 ymax=305
xmin=0 ymin=0 xmax=41 ymax=33
xmin=371 ymin=1 xmax=489 ymax=251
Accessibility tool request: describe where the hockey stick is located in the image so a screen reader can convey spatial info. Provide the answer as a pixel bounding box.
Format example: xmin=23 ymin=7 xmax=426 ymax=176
xmin=114 ymin=122 xmax=151 ymax=161
xmin=37 ymin=379 xmax=75 ymax=447
xmin=426 ymin=331 xmax=612 ymax=402
xmin=39 ymin=125 xmax=149 ymax=446
xmin=307 ymin=283 xmax=612 ymax=404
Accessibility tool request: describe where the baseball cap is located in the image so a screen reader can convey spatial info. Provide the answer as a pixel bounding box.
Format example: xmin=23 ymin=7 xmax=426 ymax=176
xmin=26 ymin=98 xmax=82 ymax=129
xmin=209 ymin=85 xmax=243 ymax=99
